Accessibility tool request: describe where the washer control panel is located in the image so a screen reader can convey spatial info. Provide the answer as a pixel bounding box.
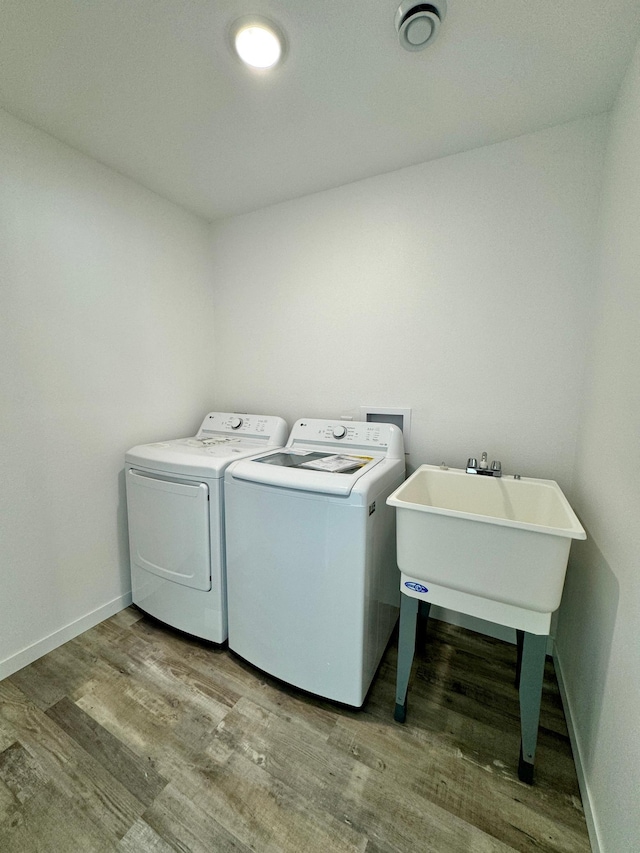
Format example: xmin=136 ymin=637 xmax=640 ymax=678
xmin=288 ymin=419 xmax=404 ymax=457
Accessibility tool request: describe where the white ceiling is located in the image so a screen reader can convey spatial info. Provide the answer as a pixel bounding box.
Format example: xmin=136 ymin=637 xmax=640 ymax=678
xmin=2 ymin=1 xmax=639 ymax=221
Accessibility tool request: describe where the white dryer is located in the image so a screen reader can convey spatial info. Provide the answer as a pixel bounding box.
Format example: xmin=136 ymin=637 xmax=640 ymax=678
xmin=125 ymin=412 xmax=288 ymax=643
xmin=224 ymin=418 xmax=405 ymax=706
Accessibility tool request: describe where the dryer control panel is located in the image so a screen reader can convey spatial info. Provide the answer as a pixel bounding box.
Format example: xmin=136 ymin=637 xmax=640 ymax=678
xmin=287 ymin=419 xmax=405 ymax=458
xmin=196 ymin=412 xmax=288 ymax=444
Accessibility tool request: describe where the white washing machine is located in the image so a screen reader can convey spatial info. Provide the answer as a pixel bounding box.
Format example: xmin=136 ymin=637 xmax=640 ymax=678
xmin=224 ymin=418 xmax=405 ymax=706
xmin=125 ymin=412 xmax=288 ymax=643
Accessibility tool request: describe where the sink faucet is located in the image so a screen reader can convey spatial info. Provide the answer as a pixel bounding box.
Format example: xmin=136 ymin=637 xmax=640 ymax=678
xmin=467 ymin=453 xmax=502 ymax=477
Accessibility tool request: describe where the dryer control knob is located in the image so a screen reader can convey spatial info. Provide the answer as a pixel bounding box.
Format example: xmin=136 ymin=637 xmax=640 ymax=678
xmin=229 ymin=416 xmax=243 ymax=429
xmin=332 ymin=426 xmax=347 ymax=439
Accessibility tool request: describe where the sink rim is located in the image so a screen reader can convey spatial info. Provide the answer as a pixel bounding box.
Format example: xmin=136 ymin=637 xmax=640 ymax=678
xmin=387 ymin=464 xmax=586 ymax=540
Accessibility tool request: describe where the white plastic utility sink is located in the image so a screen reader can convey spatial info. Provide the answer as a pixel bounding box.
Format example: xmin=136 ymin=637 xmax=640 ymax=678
xmin=387 ymin=465 xmax=586 ymax=616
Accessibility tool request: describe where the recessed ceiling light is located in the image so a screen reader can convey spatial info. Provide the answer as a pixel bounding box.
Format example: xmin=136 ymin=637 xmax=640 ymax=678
xmin=231 ymin=17 xmax=285 ymax=69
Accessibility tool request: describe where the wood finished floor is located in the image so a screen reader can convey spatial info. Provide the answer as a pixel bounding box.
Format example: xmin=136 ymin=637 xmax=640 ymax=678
xmin=0 ymin=608 xmax=590 ymax=852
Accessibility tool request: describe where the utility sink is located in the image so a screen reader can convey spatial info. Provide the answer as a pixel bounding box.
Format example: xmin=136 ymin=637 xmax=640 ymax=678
xmin=387 ymin=465 xmax=586 ymax=615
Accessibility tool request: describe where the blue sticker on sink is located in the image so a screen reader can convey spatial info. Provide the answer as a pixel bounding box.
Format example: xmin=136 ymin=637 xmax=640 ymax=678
xmin=405 ymin=581 xmax=429 ymax=594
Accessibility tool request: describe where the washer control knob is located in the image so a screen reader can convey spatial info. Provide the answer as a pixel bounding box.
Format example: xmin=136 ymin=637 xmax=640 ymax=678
xmin=229 ymin=416 xmax=243 ymax=430
xmin=332 ymin=425 xmax=347 ymax=439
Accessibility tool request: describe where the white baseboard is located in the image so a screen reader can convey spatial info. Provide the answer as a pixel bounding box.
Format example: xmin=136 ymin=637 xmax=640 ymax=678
xmin=0 ymin=591 xmax=132 ymax=682
xmin=553 ymin=649 xmax=600 ymax=853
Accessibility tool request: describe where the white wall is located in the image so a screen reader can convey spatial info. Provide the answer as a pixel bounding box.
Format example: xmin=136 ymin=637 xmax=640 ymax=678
xmin=2 ymin=91 xmax=631 ymax=848
xmin=555 ymin=38 xmax=640 ymax=853
xmin=209 ymin=116 xmax=608 ymax=489
xmin=0 ymin=109 xmax=216 ymax=678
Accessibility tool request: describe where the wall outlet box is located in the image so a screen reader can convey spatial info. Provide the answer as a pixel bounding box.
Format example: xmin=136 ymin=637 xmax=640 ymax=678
xmin=360 ymin=407 xmax=411 ymax=453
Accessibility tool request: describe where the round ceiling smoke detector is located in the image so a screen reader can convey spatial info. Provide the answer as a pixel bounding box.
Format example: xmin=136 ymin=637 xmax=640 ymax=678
xmin=395 ymin=1 xmax=447 ymax=51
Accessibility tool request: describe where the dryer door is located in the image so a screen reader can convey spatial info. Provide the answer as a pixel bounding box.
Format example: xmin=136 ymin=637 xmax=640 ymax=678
xmin=127 ymin=469 xmax=211 ymax=591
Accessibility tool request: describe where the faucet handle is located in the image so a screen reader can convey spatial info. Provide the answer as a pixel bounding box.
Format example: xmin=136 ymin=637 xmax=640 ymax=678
xmin=467 ymin=457 xmax=477 ymax=469
xmin=491 ymin=460 xmax=501 ymax=472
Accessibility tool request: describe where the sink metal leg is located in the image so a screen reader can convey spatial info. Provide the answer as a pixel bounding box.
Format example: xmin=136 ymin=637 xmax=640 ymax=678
xmin=515 ymin=629 xmax=524 ymax=688
xmin=416 ymin=600 xmax=431 ymax=650
xmin=394 ymin=594 xmax=419 ymax=723
xmin=518 ymin=631 xmax=548 ymax=784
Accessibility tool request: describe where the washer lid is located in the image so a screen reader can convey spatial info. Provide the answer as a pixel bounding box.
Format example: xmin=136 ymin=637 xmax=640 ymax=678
xmin=226 ymin=449 xmax=383 ymax=496
xmin=225 ymin=417 xmax=404 ymax=495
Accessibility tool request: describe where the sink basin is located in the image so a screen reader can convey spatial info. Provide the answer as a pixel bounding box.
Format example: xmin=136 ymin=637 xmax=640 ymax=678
xmin=387 ymin=465 xmax=586 ymax=615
